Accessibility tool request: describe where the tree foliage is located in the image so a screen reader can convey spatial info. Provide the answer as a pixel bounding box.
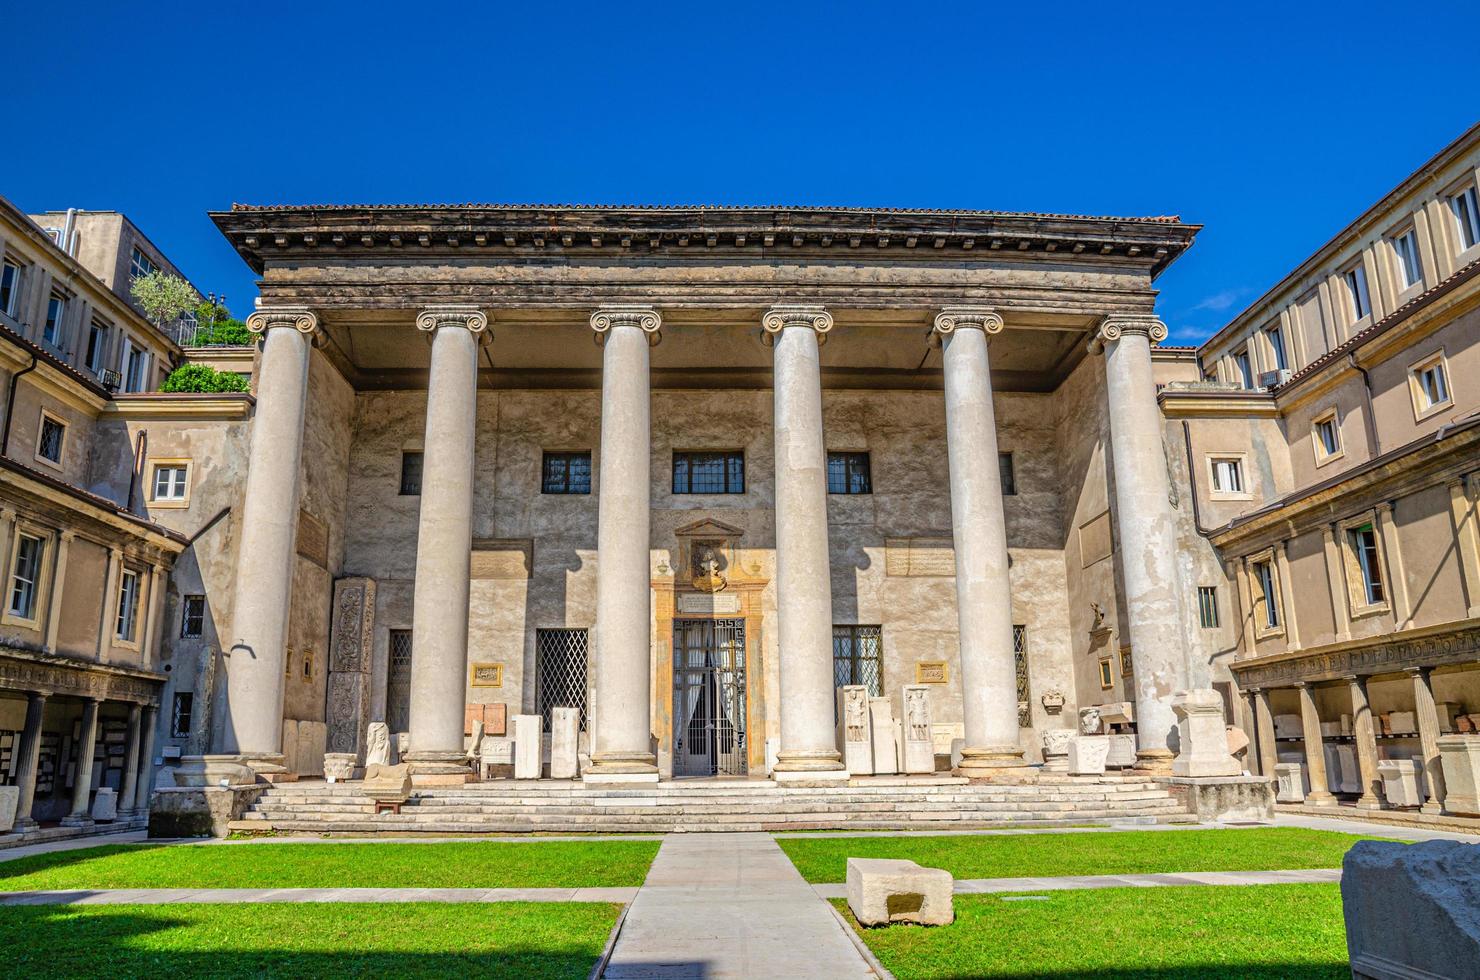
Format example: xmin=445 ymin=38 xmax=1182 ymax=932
xmin=160 ymin=363 xmax=250 ymax=393
xmin=130 ymin=271 xmax=198 ymax=327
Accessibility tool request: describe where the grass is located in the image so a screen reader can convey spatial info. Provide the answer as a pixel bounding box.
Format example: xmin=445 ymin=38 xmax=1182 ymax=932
xmin=0 ymin=840 xmax=659 ymax=891
xmin=0 ymin=902 xmax=619 ymax=979
xmin=780 ymin=827 xmax=1384 ymax=882
xmin=836 ymin=884 xmax=1348 ymax=979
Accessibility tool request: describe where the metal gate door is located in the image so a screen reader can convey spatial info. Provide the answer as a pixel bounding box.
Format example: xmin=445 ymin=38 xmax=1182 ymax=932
xmin=672 ymin=618 xmax=747 ymax=776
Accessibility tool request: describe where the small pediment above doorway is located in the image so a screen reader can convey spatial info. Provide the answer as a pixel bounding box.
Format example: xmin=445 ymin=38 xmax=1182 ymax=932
xmin=674 ymin=517 xmax=744 ymax=539
xmin=673 ymin=518 xmax=746 ymax=592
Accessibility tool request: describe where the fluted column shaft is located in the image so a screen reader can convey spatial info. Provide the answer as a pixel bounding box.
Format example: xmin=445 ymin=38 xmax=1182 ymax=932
xmin=406 ymin=308 xmax=488 ymax=777
xmin=63 ymin=698 xmax=101 ymax=826
xmin=1348 ymin=675 xmax=1382 ymax=808
xmin=13 ymin=692 xmax=47 ymax=832
xmin=587 ymin=307 xmax=661 ymax=778
xmin=1091 ymin=315 xmax=1188 ymax=767
xmin=133 ymin=705 xmax=159 ymax=813
xmin=935 ymin=308 xmax=1026 ymax=775
xmin=765 ymin=306 xmax=845 ymax=778
xmin=118 ymin=702 xmax=142 ymax=816
xmin=221 ymin=310 xmax=318 ymax=769
xmin=1296 ymin=683 xmax=1334 ymax=802
xmin=1408 ymin=667 xmax=1446 ymax=814
xmin=1252 ymin=688 xmax=1277 ymax=777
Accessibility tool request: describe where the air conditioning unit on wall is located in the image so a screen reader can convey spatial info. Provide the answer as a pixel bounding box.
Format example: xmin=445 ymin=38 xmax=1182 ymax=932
xmin=1258 ymin=369 xmax=1292 ymax=388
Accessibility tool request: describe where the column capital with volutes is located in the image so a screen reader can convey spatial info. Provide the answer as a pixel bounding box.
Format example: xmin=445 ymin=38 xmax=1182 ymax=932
xmin=590 ymin=306 xmax=662 ymax=346
xmin=417 ymin=306 xmax=492 ymax=344
xmin=246 ymin=307 xmax=323 ymax=344
xmin=1087 ymin=313 xmax=1168 ymax=355
xmin=932 ymin=306 xmax=1004 ymax=338
xmin=761 ymin=304 xmax=832 ymax=344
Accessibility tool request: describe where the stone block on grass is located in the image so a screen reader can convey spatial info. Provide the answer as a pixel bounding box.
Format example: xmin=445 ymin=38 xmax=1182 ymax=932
xmin=846 ymin=857 xmax=953 ymax=926
xmin=1342 ymin=839 xmax=1480 ymax=980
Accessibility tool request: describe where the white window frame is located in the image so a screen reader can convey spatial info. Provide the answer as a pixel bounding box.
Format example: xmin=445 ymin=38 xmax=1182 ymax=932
xmin=148 ymin=459 xmax=192 ymax=508
xmin=0 ymin=258 xmax=21 ymax=319
xmin=1449 ymin=183 xmax=1480 ymax=258
xmin=85 ymin=319 xmax=109 ymax=375
xmin=1247 ymin=550 xmax=1284 ymax=638
xmin=3 ymin=525 xmax=51 ymax=629
xmin=115 ymin=567 xmax=142 ymax=647
xmin=1232 ymin=347 xmax=1254 ymax=389
xmin=1264 ymin=322 xmax=1289 ymax=373
xmin=1388 ymin=225 xmax=1424 ymax=295
xmin=1341 ymin=262 xmax=1372 ymax=326
xmin=1311 ymin=408 xmax=1343 ymax=467
xmin=1407 ymin=349 xmax=1453 ymax=422
xmin=1339 ymin=512 xmax=1390 ymax=618
xmin=33 ymin=408 xmax=67 ymax=469
xmin=1207 ymin=454 xmax=1251 ymax=501
xmin=121 ymin=335 xmax=151 ymax=393
xmin=129 ymin=246 xmax=158 ymax=282
xmin=43 ymin=292 xmax=67 ymax=347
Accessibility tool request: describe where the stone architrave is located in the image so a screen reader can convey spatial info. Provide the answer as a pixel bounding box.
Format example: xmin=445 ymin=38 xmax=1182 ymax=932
xmin=323 ymin=753 xmax=356 ymax=782
xmin=0 ymin=785 xmax=17 ymax=832
xmin=550 ymin=708 xmax=580 ymax=779
xmin=1377 ymin=759 xmax=1423 ymax=808
xmin=901 ymin=686 xmax=935 ymax=774
xmin=1171 ymin=689 xmax=1241 ymax=778
xmin=1342 ymin=840 xmax=1480 ymax=978
xmin=91 ymin=787 xmax=118 ymax=821
xmin=846 ymin=858 xmax=954 ymax=927
xmin=1040 ymin=729 xmax=1073 ymax=772
xmin=837 ymin=686 xmax=874 ymax=776
xmin=1274 ymin=762 xmax=1306 ymax=803
xmin=1105 ymin=734 xmax=1137 ymax=768
xmin=1068 ymin=736 xmax=1109 ymax=775
xmin=868 ymin=698 xmax=899 ymax=776
xmin=326 ymin=577 xmax=377 ymax=756
xmin=365 ymin=723 xmax=392 ymax=768
xmin=1437 ymin=734 xmax=1480 ymax=814
xmin=513 ymin=714 xmax=542 ymax=780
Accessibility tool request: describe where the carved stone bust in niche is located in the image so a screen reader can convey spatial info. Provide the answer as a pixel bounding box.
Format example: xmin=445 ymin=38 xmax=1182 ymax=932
xmin=673 ymin=517 xmax=746 ymax=591
xmin=691 ymin=542 xmax=728 ymax=593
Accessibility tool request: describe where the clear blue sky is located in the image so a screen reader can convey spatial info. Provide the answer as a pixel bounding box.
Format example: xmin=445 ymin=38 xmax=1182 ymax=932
xmin=9 ymin=2 xmax=1478 ymax=345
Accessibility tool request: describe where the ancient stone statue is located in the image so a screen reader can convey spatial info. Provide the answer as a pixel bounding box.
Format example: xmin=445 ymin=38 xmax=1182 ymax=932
xmin=365 ymin=722 xmax=391 ymax=767
xmin=906 ymin=688 xmax=930 ymax=742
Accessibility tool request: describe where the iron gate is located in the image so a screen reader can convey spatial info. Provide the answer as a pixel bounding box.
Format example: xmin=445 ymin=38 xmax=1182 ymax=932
xmin=672 ymin=618 xmax=747 ymax=776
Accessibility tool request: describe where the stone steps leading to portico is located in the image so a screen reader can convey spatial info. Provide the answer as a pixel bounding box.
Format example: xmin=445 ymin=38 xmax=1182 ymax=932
xmin=230 ymin=774 xmax=1188 ymax=835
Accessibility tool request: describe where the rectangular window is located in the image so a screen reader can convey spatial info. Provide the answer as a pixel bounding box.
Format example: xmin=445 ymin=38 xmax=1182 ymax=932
xmin=43 ymin=294 xmax=66 ymax=346
xmin=1344 ymin=264 xmax=1372 ymax=322
xmin=1313 ymin=412 xmax=1341 ymax=460
xmin=1253 ymin=559 xmax=1280 ymax=629
xmin=536 ymin=628 xmax=589 ymax=731
xmin=672 ymin=451 xmax=744 ymax=494
xmin=170 ymin=692 xmax=194 ymax=738
xmin=122 ymin=338 xmax=149 ymax=393
xmin=1348 ymin=523 xmax=1385 ymax=606
xmin=541 ymin=451 xmax=592 ymax=494
xmin=151 ymin=464 xmax=188 ymax=501
xmin=1233 ymin=348 xmax=1254 ymax=389
xmin=1451 ymin=186 xmax=1480 ymax=252
xmin=8 ymin=533 xmax=44 ymax=620
xmin=999 ymin=452 xmax=1017 ymax=496
xmin=1391 ymin=228 xmax=1423 ymax=290
xmin=0 ymin=260 xmax=20 ymax=318
xmin=129 ymin=246 xmax=157 ymax=281
xmin=1197 ymin=586 xmax=1220 ymax=629
xmin=398 ymin=452 xmax=423 ymax=495
xmin=1098 ymin=657 xmax=1114 ymax=689
xmin=116 ymin=569 xmax=140 ymax=642
xmin=1265 ymin=324 xmax=1288 ymax=372
xmin=826 ymin=451 xmax=872 ymax=495
xmin=832 ymin=625 xmax=882 ymax=696
xmin=387 ymin=629 xmax=414 ymax=733
xmin=85 ymin=321 xmax=107 ymax=374
xmin=1410 ymin=354 xmax=1451 ymax=415
xmin=1014 ymin=625 xmax=1031 ymax=728
xmin=36 ymin=414 xmax=65 ymax=465
xmin=1210 ymin=457 xmax=1245 ymax=494
xmin=181 ymin=595 xmax=205 ymax=638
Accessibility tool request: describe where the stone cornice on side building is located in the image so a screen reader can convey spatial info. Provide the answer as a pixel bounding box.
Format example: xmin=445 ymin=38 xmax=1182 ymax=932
xmin=1158 ymin=384 xmax=1280 ymax=418
xmin=0 ymin=455 xmax=188 ymax=556
xmin=103 ymin=391 xmax=256 ymax=421
xmin=0 ymin=324 xmax=111 ymax=411
xmin=0 ymin=643 xmax=165 ymax=703
xmin=1230 ymin=618 xmax=1480 ymax=688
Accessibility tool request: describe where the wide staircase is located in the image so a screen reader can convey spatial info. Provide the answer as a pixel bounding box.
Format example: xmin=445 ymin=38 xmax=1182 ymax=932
xmin=229 ymin=774 xmax=1190 ymax=835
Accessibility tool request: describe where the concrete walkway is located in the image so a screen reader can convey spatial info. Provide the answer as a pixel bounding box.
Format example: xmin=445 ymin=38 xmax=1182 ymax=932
xmin=604 ymin=832 xmax=874 ymax=980
xmin=811 ymin=867 xmax=1342 ymax=898
xmin=0 ymin=886 xmax=637 ymax=905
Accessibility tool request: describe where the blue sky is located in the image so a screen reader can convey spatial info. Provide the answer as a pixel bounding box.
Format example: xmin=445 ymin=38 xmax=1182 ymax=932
xmin=8 ymin=2 xmax=1477 ymax=345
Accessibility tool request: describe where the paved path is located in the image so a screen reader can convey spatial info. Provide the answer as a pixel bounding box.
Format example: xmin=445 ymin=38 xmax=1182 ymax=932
xmin=604 ymin=832 xmax=874 ymax=979
xmin=0 ymin=886 xmax=636 ymax=905
xmin=810 ymin=867 xmax=1341 ymax=898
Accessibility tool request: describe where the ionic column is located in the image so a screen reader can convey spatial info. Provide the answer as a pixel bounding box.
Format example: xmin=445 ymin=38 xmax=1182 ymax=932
xmin=1089 ymin=315 xmax=1188 ymax=769
xmin=405 ymin=307 xmax=489 ymax=781
xmin=933 ymin=308 xmax=1026 ymax=777
xmin=117 ymin=702 xmax=142 ymax=817
xmin=1347 ymin=675 xmax=1382 ymax=809
xmin=1407 ymin=667 xmax=1447 ymax=814
xmin=45 ymin=531 xmax=73 ymax=653
xmin=221 ymin=309 xmax=319 ymax=774
xmin=1295 ymin=682 xmax=1333 ymax=803
xmin=586 ymin=307 xmax=661 ymax=780
xmin=763 ymin=305 xmax=845 ymax=780
xmin=132 ymin=704 xmax=159 ymax=814
xmin=13 ymin=692 xmax=48 ymax=833
xmin=1251 ymin=688 xmax=1278 ymax=777
xmin=62 ymin=697 xmax=101 ymax=827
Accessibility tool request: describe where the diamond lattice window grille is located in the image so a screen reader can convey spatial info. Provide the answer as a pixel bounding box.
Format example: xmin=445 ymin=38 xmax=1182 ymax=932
xmin=536 ymin=628 xmax=589 ymax=731
xmin=387 ymin=629 xmax=413 ymax=733
xmin=1014 ymin=625 xmax=1031 ymax=728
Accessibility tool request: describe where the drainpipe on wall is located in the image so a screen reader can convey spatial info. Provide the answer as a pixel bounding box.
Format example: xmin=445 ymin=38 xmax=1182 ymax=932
xmin=1181 ymin=420 xmax=1230 ymax=539
xmin=0 ymin=352 xmax=39 ymax=456
xmin=125 ymin=429 xmax=148 ymax=514
xmin=1348 ymin=352 xmax=1381 ymax=456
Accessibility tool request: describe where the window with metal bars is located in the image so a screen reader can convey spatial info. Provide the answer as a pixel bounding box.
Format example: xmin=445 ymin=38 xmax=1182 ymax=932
xmin=536 ymin=629 xmax=589 ymax=731
xmin=399 ymin=453 xmax=423 ymax=495
xmin=387 ymin=629 xmax=413 ymax=733
xmin=541 ymin=451 xmax=592 ymax=494
xmin=1014 ymin=625 xmax=1031 ymax=727
xmin=832 ymin=625 xmax=882 ymax=697
xmin=672 ymin=451 xmax=744 ymax=494
xmin=999 ymin=453 xmax=1017 ymax=496
xmin=826 ymin=452 xmax=872 ymax=494
xmin=181 ymin=595 xmax=205 ymax=638
xmin=1197 ymin=586 xmax=1220 ymax=629
xmin=171 ymin=692 xmax=193 ymax=738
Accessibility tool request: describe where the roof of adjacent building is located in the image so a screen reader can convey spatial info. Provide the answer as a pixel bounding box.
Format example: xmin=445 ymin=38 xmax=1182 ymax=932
xmin=226 ymin=202 xmax=1186 ymax=223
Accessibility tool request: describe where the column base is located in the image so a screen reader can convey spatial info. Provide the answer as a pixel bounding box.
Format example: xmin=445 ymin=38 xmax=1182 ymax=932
xmin=773 ymin=767 xmax=849 ymax=784
xmin=404 ymin=751 xmax=473 ymax=786
xmin=11 ymin=818 xmax=39 ymax=835
xmin=773 ymin=748 xmax=844 ymax=773
xmin=59 ymin=815 xmax=95 ymax=830
xmin=174 ymin=754 xmax=273 ymax=787
xmin=1420 ymin=802 xmax=1444 ymax=815
xmin=1354 ymin=795 xmax=1383 ymax=810
xmin=1133 ymin=749 xmax=1175 ymax=774
xmin=955 ymin=746 xmax=1033 ymax=781
xmin=1305 ymin=791 xmax=1337 ymax=805
xmin=586 ymin=751 xmax=658 ymax=776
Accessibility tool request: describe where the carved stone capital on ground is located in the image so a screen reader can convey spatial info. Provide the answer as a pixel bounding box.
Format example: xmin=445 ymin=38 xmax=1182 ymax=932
xmin=932 ymin=306 xmax=1004 ymax=342
xmin=590 ymin=305 xmax=662 ymax=346
xmin=416 ymin=306 xmax=492 ymax=345
xmin=1087 ymin=313 xmax=1168 ymax=354
xmin=245 ymin=308 xmax=322 ymax=345
xmin=761 ymin=304 xmax=833 ymax=346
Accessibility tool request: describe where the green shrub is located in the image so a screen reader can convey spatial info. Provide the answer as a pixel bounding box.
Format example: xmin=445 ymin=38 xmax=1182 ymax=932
xmin=159 ymin=363 xmax=250 ymax=393
xmin=192 ymin=319 xmax=254 ymax=345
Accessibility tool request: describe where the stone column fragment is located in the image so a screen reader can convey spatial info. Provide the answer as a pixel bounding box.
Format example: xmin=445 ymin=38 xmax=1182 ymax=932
xmin=586 ymin=306 xmax=661 ymax=780
xmin=764 ymin=305 xmax=845 ymax=780
xmin=1252 ymin=688 xmax=1277 ymax=778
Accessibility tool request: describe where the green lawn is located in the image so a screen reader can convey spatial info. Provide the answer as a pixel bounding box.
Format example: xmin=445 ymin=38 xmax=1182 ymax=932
xmin=781 ymin=827 xmax=1383 ymax=882
xmin=0 ymin=840 xmax=658 ymax=891
xmin=0 ymin=902 xmax=619 ymax=979
xmin=837 ymin=884 xmax=1348 ymax=979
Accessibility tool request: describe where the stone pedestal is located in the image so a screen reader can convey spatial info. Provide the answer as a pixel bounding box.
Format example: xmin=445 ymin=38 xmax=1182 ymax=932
xmin=1274 ymin=762 xmax=1306 ymax=802
xmin=901 ymin=686 xmax=935 ymax=774
xmin=1068 ymin=736 xmax=1109 ymax=775
xmin=868 ymin=697 xmax=899 ymax=776
xmin=1171 ymin=689 xmax=1240 ymax=778
xmin=1166 ymin=775 xmax=1275 ymax=822
xmin=0 ymin=785 xmax=17 ymax=833
xmin=550 ymin=707 xmax=580 ymax=780
xmin=837 ymin=686 xmax=874 ymax=776
xmin=513 ymin=714 xmax=543 ymax=780
xmin=1377 ymin=758 xmax=1423 ymax=808
xmin=847 ymin=858 xmax=954 ymax=927
xmin=1105 ymin=734 xmax=1137 ymax=769
xmin=147 ymin=784 xmax=266 ymax=838
xmin=1040 ymin=729 xmax=1073 ymax=772
xmin=1437 ymin=734 xmax=1480 ymax=815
